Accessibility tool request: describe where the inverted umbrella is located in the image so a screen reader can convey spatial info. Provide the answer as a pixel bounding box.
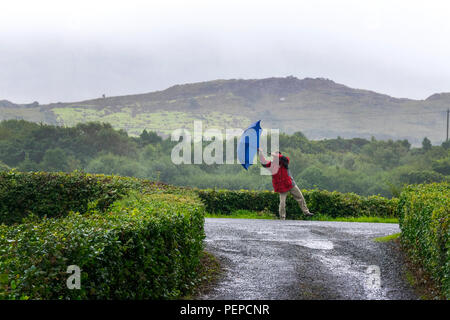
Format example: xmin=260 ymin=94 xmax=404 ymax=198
xmin=237 ymin=120 xmax=262 ymax=170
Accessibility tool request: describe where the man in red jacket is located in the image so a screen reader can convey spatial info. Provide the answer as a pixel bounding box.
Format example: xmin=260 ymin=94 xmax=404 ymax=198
xmin=259 ymin=148 xmax=313 ymax=220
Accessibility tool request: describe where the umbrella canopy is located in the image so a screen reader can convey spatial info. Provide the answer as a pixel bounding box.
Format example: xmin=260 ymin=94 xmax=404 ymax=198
xmin=237 ymin=120 xmax=262 ymax=170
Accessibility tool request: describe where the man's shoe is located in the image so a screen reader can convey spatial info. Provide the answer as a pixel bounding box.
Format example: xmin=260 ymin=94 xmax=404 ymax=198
xmin=305 ymin=211 xmax=314 ymax=216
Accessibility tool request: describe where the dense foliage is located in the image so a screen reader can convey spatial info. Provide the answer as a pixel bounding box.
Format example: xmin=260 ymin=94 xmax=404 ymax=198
xmin=0 ymin=119 xmax=449 ymax=198
xmin=0 ymin=172 xmax=205 ymax=299
xmin=398 ymin=182 xmax=450 ymax=299
xmin=197 ymin=188 xmax=398 ymax=219
xmin=0 ymin=171 xmax=137 ymax=224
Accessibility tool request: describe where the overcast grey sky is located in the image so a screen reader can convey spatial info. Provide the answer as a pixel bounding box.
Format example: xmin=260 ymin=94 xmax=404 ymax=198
xmin=1 ymin=0 xmax=450 ymax=104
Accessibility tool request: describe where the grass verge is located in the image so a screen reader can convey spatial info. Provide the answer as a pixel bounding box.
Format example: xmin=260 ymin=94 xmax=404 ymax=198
xmin=205 ymin=209 xmax=276 ymax=220
xmin=206 ymin=211 xmax=398 ymax=223
xmin=184 ymin=251 xmax=223 ymax=299
xmin=306 ymin=215 xmax=398 ymax=223
xmin=373 ymin=233 xmax=401 ymax=242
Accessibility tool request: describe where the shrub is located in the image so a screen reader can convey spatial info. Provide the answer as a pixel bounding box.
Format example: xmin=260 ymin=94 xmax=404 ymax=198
xmin=196 ymin=188 xmax=398 ymax=219
xmin=398 ymin=182 xmax=449 ymax=299
xmin=432 ymin=158 xmax=450 ymax=176
xmin=399 ymin=170 xmax=446 ymax=185
xmin=0 ymin=171 xmax=205 ymax=299
xmin=0 ymin=192 xmax=205 ymax=299
xmin=0 ymin=171 xmax=138 ymax=225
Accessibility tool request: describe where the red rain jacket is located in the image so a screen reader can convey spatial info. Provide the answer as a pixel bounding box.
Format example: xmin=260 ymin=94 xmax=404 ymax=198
xmin=261 ymin=153 xmax=294 ymax=193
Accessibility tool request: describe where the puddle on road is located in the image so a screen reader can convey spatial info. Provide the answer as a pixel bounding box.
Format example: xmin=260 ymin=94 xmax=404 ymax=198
xmin=317 ymin=254 xmax=388 ymax=300
xmin=294 ymin=239 xmax=334 ymax=250
xmin=205 ymin=238 xmax=334 ymax=250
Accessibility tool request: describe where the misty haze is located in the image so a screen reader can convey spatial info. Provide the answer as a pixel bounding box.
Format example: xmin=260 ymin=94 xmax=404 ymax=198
xmin=0 ymin=0 xmax=449 ymax=304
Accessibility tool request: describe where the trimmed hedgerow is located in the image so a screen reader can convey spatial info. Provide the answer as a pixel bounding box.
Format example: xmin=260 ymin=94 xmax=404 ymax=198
xmin=0 ymin=192 xmax=205 ymax=299
xmin=398 ymin=182 xmax=449 ymax=299
xmin=0 ymin=171 xmax=205 ymax=299
xmin=196 ymin=188 xmax=398 ymax=219
xmin=0 ymin=170 xmax=140 ymax=225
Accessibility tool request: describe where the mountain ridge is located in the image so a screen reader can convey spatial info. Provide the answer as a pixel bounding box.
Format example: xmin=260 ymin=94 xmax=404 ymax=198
xmin=1 ymin=76 xmax=448 ymax=145
xmin=4 ymin=77 xmax=439 ymax=107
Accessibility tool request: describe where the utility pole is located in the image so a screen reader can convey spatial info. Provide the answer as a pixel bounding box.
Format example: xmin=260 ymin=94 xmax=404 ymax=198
xmin=447 ymin=108 xmax=449 ymax=142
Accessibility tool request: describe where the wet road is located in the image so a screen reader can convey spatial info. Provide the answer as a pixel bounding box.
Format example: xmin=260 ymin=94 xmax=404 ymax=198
xmin=198 ymin=218 xmax=418 ymax=300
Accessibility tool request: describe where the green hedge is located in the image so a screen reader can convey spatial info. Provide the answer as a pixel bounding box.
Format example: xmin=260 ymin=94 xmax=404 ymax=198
xmin=0 ymin=192 xmax=205 ymax=299
xmin=196 ymin=188 xmax=398 ymax=219
xmin=0 ymin=171 xmax=205 ymax=299
xmin=0 ymin=171 xmax=141 ymax=225
xmin=398 ymin=182 xmax=449 ymax=299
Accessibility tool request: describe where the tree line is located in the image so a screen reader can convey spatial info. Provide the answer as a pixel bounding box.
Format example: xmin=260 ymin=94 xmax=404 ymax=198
xmin=0 ymin=119 xmax=449 ymax=197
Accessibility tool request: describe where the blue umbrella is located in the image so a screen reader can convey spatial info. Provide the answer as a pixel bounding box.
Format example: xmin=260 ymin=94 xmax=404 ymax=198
xmin=237 ymin=120 xmax=262 ymax=170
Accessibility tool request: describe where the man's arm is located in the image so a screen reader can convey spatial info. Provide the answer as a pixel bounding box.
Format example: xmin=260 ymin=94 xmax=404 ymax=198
xmin=258 ymin=148 xmax=271 ymax=168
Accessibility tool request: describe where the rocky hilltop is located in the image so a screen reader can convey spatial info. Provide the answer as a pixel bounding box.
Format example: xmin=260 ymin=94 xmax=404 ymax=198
xmin=1 ymin=77 xmax=448 ymax=145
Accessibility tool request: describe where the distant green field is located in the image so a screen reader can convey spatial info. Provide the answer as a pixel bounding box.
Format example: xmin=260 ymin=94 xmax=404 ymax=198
xmin=52 ymin=107 xmax=251 ymax=136
xmin=0 ymin=107 xmax=51 ymax=123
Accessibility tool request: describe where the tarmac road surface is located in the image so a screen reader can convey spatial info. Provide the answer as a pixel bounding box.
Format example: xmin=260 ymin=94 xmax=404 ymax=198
xmin=197 ymin=218 xmax=417 ymax=300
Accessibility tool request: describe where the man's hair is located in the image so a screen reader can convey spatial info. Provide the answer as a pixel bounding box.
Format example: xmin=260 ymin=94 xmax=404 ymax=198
xmin=278 ymin=152 xmax=290 ymax=169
